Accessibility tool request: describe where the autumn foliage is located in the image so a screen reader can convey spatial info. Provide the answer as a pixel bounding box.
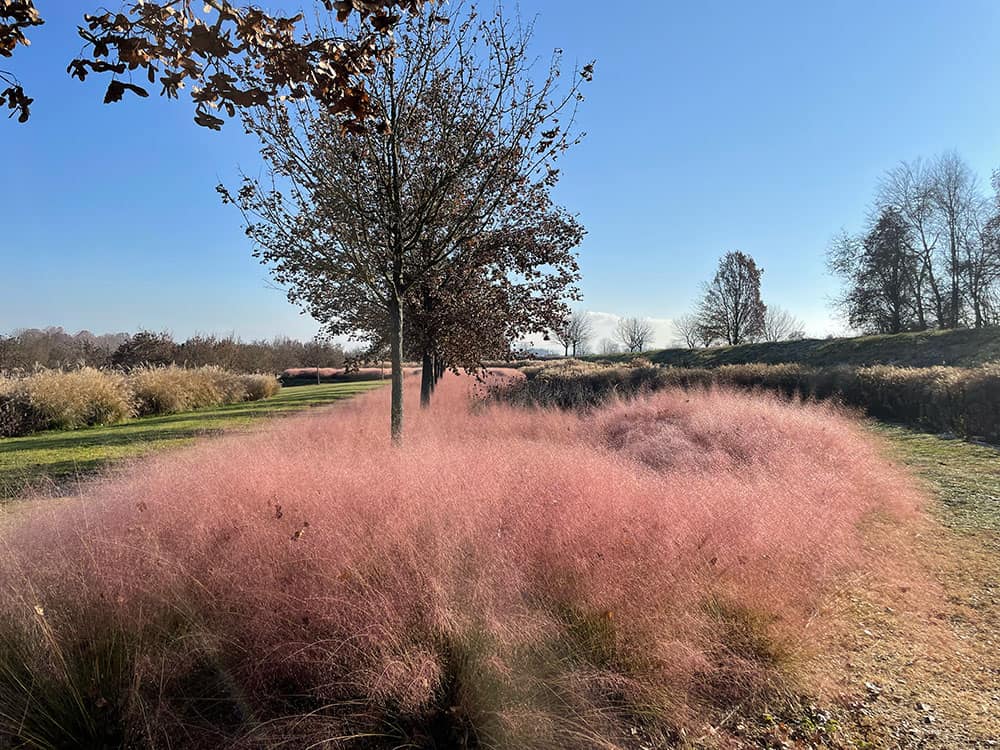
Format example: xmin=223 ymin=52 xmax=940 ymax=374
xmin=0 ymin=374 xmax=922 ymax=747
xmin=2 ymin=1 xmax=429 ymax=127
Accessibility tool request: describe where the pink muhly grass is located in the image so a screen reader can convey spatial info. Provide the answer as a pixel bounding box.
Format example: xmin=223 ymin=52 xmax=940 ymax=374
xmin=0 ymin=374 xmax=924 ymax=748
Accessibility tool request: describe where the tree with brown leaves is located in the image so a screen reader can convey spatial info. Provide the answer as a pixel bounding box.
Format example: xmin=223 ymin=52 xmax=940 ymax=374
xmin=223 ymin=3 xmax=590 ymax=442
xmin=698 ymin=251 xmax=766 ymax=345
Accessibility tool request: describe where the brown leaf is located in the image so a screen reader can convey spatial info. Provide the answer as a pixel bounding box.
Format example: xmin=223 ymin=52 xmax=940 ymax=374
xmin=103 ymin=80 xmax=149 ymax=103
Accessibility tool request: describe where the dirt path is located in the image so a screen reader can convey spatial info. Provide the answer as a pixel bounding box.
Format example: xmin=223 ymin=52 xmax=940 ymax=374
xmin=827 ymin=526 xmax=999 ymax=748
xmin=703 ymin=426 xmax=1000 ymax=749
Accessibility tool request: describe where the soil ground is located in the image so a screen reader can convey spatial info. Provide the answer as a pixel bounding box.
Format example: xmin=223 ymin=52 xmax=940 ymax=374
xmin=700 ymin=424 xmax=999 ymax=749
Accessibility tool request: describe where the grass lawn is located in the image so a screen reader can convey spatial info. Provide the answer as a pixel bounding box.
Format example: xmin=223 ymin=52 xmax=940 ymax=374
xmin=0 ymin=381 xmax=385 ymax=500
xmin=873 ymin=422 xmax=1000 ymax=532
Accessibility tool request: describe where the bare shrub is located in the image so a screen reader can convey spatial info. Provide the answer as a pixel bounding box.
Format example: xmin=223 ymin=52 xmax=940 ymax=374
xmin=0 ymin=375 xmax=48 ymax=437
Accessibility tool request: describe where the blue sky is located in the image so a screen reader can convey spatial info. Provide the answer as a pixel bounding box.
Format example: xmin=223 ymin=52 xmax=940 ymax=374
xmin=3 ymin=1 xmax=1000 ymax=346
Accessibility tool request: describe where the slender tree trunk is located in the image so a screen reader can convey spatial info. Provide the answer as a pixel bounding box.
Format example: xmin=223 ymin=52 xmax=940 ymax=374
xmin=927 ymin=265 xmax=945 ymax=328
xmin=950 ymin=230 xmax=961 ymax=328
xmin=388 ymin=294 xmax=404 ymax=444
xmin=913 ymin=274 xmax=927 ymax=330
xmin=420 ymin=350 xmax=434 ymax=408
xmin=386 ymin=62 xmax=405 ymax=444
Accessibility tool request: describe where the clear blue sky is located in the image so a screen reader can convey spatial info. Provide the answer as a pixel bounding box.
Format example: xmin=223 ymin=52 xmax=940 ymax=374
xmin=3 ymin=1 xmax=1000 ymax=345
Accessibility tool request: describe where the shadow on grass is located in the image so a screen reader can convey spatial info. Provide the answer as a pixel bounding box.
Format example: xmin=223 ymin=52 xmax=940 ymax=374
xmin=0 ymin=427 xmax=224 ymax=455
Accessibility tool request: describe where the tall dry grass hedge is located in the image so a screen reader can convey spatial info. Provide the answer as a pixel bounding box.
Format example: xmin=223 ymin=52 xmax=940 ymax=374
xmin=0 ymin=374 xmax=923 ymax=748
xmin=498 ymin=360 xmax=1000 ymax=442
xmin=0 ymin=367 xmax=281 ymax=437
xmin=130 ymin=365 xmax=279 ymax=416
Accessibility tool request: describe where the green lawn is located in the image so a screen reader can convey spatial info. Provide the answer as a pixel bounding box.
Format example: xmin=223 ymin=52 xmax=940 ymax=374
xmin=873 ymin=423 xmax=1000 ymax=532
xmin=0 ymin=381 xmax=385 ymax=500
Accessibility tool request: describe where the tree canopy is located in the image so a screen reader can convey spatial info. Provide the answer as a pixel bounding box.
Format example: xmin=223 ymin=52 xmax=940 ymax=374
xmin=697 ymin=251 xmax=766 ymax=346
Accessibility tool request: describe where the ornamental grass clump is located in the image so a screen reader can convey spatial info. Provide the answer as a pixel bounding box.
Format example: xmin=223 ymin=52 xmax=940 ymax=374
xmin=239 ymin=373 xmax=282 ymax=401
xmin=128 ymin=365 xmax=227 ymax=416
xmin=20 ymin=367 xmax=132 ymax=431
xmin=0 ymin=374 xmax=924 ymax=748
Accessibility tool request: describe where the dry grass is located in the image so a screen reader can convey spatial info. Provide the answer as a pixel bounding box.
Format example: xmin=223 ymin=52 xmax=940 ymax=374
xmin=22 ymin=368 xmax=132 ymax=431
xmin=0 ymin=367 xmax=282 ymax=437
xmin=0 ymin=374 xmax=924 ymax=748
xmin=500 ymin=360 xmax=1000 ymax=442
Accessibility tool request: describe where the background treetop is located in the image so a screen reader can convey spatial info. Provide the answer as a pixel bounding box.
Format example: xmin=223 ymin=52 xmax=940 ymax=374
xmin=1 ymin=0 xmax=430 ymax=127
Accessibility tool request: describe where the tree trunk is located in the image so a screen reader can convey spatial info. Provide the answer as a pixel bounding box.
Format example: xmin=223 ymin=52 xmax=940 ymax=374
xmin=950 ymin=231 xmax=961 ymax=328
xmin=388 ymin=294 xmax=404 ymax=444
xmin=914 ymin=277 xmax=927 ymax=330
xmin=420 ymin=350 xmax=434 ymax=408
xmin=927 ymin=267 xmax=945 ymax=328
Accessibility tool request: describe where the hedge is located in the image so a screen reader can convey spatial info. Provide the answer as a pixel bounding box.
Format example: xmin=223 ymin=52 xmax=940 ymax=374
xmin=494 ymin=360 xmax=1000 ymax=443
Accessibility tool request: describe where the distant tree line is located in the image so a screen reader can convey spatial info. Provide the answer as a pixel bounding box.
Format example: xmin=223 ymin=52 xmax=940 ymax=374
xmin=550 ymin=253 xmax=808 ymax=359
xmin=829 ymin=151 xmax=1000 ymax=334
xmin=0 ymin=328 xmax=347 ymax=374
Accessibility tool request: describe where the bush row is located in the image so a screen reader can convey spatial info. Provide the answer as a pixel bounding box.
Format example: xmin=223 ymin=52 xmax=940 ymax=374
xmin=495 ymin=360 xmax=1000 ymax=442
xmin=0 ymin=366 xmax=281 ymax=437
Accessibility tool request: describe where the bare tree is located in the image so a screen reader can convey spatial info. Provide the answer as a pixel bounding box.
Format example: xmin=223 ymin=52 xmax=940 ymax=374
xmin=961 ymin=174 xmax=1000 ymax=328
xmin=878 ymin=159 xmax=942 ymax=328
xmin=598 ymin=338 xmax=622 ymax=356
xmin=671 ymin=313 xmax=703 ymax=348
xmin=552 ymin=311 xmax=594 ymax=357
xmin=931 ymin=152 xmax=980 ymax=328
xmin=615 ymin=317 xmax=655 ymax=353
xmin=761 ymin=306 xmax=807 ymax=342
xmin=224 ymin=4 xmax=590 ymax=442
xmin=697 ymin=251 xmax=766 ymax=345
